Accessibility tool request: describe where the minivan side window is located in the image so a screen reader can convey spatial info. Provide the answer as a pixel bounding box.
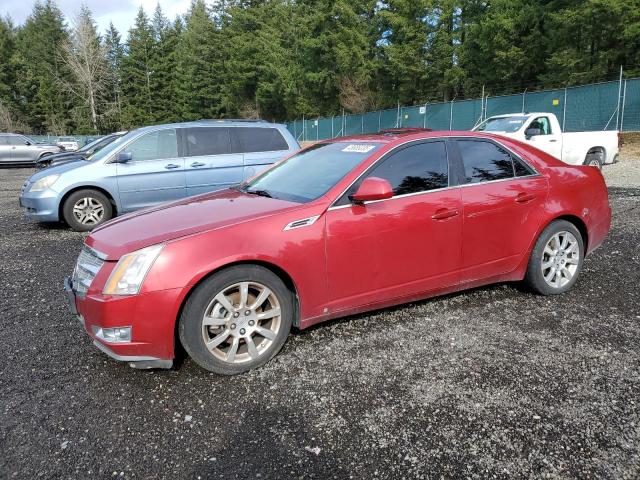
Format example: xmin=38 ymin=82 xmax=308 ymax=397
xmin=231 ymin=127 xmax=289 ymax=153
xmin=125 ymin=129 xmax=178 ymax=162
xmin=184 ymin=127 xmax=231 ymax=156
xmin=457 ymin=140 xmax=515 ymax=184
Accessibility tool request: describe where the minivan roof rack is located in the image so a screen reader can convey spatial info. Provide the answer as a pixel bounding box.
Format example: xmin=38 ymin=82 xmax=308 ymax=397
xmin=196 ymin=118 xmax=269 ymax=123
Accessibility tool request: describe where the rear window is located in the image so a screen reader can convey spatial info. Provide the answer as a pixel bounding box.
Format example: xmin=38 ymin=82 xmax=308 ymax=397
xmin=231 ymin=127 xmax=289 ymax=153
xmin=184 ymin=127 xmax=231 ymax=156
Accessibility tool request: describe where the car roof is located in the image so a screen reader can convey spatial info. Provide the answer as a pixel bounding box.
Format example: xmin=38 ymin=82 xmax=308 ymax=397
xmin=486 ymin=112 xmax=549 ymax=119
xmin=132 ymin=119 xmax=285 ymax=134
xmin=321 ymin=130 xmax=505 ymax=145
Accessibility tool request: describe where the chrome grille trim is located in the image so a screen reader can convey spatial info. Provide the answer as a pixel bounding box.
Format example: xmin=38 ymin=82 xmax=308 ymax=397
xmin=72 ymin=245 xmax=106 ymax=296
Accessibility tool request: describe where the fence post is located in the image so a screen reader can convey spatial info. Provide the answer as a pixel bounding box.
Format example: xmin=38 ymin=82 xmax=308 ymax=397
xmin=562 ymin=88 xmax=567 ymax=131
xmin=423 ymin=103 xmax=427 ymax=128
xmin=616 ymin=65 xmax=623 ymax=130
xmin=522 ymin=88 xmax=527 ymax=113
xmin=449 ymin=99 xmax=454 ymax=130
xmin=361 ymin=115 xmax=364 ymax=134
xmin=378 ymin=111 xmax=381 ymax=132
xmin=621 ymin=80 xmax=627 ymax=132
xmin=317 ymin=117 xmax=319 ymax=141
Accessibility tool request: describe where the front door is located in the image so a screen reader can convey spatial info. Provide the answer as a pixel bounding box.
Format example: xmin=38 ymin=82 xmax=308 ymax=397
xmin=115 ymin=128 xmax=186 ymax=212
xmin=526 ymin=116 xmax=562 ymax=159
xmin=325 ymin=140 xmax=463 ymax=313
xmin=452 ymin=138 xmax=548 ymax=282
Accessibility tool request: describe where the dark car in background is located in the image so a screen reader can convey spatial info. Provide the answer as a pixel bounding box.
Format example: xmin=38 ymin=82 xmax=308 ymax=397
xmin=36 ymin=131 xmax=128 ymax=169
xmin=0 ymin=133 xmax=62 ymax=166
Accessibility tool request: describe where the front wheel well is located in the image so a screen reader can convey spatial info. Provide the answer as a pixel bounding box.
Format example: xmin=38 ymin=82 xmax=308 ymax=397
xmin=173 ymin=260 xmax=301 ymax=357
xmin=58 ymin=186 xmax=118 ymax=222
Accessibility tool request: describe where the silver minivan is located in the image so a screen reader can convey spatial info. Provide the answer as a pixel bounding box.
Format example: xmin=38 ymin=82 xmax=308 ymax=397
xmin=19 ymin=120 xmax=299 ymax=231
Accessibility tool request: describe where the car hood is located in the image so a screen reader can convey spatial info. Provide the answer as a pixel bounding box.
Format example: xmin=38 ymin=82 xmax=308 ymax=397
xmin=86 ymin=189 xmax=304 ymax=260
xmin=28 ymin=158 xmax=89 ymax=182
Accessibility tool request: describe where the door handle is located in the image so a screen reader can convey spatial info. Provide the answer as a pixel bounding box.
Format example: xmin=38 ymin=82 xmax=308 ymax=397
xmin=165 ymin=163 xmax=180 ymax=169
xmin=549 ymin=139 xmax=558 ymax=143
xmin=431 ymin=208 xmax=459 ymax=220
xmin=190 ymin=162 xmax=205 ymax=167
xmin=515 ymin=192 xmax=536 ymax=203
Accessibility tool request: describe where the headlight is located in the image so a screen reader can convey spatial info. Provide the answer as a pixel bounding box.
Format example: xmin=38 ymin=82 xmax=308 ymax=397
xmin=30 ymin=174 xmax=60 ymax=192
xmin=103 ymin=244 xmax=164 ymax=295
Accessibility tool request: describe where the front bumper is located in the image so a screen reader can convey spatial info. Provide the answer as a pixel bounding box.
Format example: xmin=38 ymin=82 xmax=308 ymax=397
xmin=63 ymin=276 xmax=175 ymax=369
xmin=19 ymin=188 xmax=61 ymax=222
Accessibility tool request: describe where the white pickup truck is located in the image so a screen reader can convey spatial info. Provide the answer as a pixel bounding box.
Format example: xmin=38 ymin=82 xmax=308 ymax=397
xmin=472 ymin=112 xmax=620 ymax=168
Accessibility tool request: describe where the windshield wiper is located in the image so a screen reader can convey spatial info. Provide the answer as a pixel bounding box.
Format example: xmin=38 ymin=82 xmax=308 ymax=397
xmin=244 ymin=189 xmax=273 ymax=198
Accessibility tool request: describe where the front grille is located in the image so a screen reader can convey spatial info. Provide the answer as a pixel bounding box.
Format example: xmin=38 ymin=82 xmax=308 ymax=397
xmin=72 ymin=245 xmax=105 ymax=296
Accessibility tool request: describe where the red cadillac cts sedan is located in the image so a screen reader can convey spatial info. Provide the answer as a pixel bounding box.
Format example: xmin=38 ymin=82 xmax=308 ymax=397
xmin=64 ymin=131 xmax=611 ymax=374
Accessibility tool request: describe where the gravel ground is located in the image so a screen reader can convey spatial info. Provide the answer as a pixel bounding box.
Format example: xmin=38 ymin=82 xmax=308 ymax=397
xmin=1 ymin=159 xmax=640 ymax=479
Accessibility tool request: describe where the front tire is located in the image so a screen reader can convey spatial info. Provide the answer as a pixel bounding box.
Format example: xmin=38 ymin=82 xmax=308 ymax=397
xmin=62 ymin=189 xmax=113 ymax=232
xmin=179 ymin=265 xmax=293 ymax=375
xmin=524 ymin=220 xmax=584 ymax=295
xmin=584 ymin=150 xmax=603 ymax=169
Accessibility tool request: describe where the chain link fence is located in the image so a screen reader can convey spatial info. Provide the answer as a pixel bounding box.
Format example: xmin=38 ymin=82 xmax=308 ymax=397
xmin=287 ymin=76 xmax=640 ymax=142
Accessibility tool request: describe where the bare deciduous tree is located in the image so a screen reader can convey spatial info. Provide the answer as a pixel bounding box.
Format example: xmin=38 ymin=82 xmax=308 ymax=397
xmin=59 ymin=7 xmax=109 ymax=132
xmin=0 ymin=101 xmax=30 ymax=133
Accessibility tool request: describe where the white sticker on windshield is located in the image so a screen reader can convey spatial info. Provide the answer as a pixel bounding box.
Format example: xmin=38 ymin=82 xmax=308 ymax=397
xmin=342 ymin=144 xmax=376 ymax=153
xmin=509 ymin=120 xmax=523 ymax=123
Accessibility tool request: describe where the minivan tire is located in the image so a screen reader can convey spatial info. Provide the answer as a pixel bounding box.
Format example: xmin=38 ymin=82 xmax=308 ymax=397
xmin=62 ymin=189 xmax=113 ymax=232
xmin=179 ymin=265 xmax=294 ymax=375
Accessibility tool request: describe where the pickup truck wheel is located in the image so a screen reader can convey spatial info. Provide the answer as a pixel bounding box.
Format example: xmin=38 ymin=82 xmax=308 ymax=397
xmin=179 ymin=265 xmax=293 ymax=375
xmin=524 ymin=220 xmax=584 ymax=295
xmin=583 ymin=150 xmax=604 ymax=169
xmin=62 ymin=189 xmax=113 ymax=232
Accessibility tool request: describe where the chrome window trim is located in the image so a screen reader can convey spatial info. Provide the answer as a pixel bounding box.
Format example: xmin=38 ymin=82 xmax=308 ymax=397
xmin=326 ymin=135 xmax=541 ymax=211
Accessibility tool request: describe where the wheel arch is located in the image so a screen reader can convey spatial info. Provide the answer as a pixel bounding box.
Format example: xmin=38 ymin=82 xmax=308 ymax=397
xmin=58 ymin=185 xmax=119 ymax=222
xmin=585 ymin=146 xmax=606 ymax=163
xmin=173 ymin=259 xmax=301 ymax=358
xmin=541 ymin=214 xmax=589 ymax=252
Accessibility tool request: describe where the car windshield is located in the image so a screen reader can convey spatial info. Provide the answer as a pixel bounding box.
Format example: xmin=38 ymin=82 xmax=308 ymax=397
xmin=475 ymin=116 xmax=528 ymax=133
xmin=88 ymin=132 xmax=134 ymax=163
xmin=241 ymin=141 xmax=382 ymax=203
xmin=79 ymin=136 xmax=105 ymax=153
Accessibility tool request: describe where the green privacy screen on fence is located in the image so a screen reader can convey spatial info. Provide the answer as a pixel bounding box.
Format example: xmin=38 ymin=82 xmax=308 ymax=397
xmin=287 ymin=78 xmax=639 ymax=142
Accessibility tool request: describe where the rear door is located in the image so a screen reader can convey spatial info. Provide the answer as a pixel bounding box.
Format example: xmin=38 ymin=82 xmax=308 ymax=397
xmin=115 ymin=128 xmax=186 ymax=212
xmin=0 ymin=135 xmax=12 ymax=162
xmin=8 ymin=135 xmax=32 ymax=162
xmin=231 ymin=127 xmax=292 ymax=180
xmin=182 ymin=126 xmax=244 ymax=196
xmin=451 ymin=138 xmax=548 ymax=282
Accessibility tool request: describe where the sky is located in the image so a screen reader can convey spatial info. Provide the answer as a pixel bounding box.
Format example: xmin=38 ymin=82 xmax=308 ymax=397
xmin=0 ymin=0 xmax=195 ymax=37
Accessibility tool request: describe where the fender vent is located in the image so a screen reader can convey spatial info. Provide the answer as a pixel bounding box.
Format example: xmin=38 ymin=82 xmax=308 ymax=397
xmin=283 ymin=215 xmax=320 ymax=231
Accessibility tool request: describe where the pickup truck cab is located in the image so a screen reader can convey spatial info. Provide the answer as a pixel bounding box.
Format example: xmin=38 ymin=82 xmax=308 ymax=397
xmin=19 ymin=120 xmax=299 ymax=231
xmin=473 ymin=112 xmax=620 ymax=168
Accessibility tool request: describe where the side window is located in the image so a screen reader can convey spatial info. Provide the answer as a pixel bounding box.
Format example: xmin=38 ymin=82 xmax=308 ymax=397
xmin=530 ymin=117 xmax=552 ymax=135
xmin=231 ymin=127 xmax=289 ymax=153
xmin=126 ymin=129 xmax=178 ymax=162
xmin=184 ymin=127 xmax=231 ymax=156
xmin=514 ymin=157 xmax=535 ymax=177
xmin=0 ymin=136 xmax=8 ymax=145
xmin=457 ymin=140 xmax=514 ymax=184
xmin=7 ymin=136 xmax=25 ymax=146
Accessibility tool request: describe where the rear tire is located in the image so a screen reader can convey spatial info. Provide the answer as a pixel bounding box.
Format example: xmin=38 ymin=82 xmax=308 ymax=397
xmin=62 ymin=189 xmax=113 ymax=232
xmin=583 ymin=150 xmax=604 ymax=169
xmin=179 ymin=265 xmax=293 ymax=375
xmin=524 ymin=220 xmax=584 ymax=295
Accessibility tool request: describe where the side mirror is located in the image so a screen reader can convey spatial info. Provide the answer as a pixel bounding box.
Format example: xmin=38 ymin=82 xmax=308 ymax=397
xmin=24 ymin=141 xmax=31 ymax=146
xmin=115 ymin=152 xmax=132 ymax=163
xmin=525 ymin=128 xmax=541 ymax=139
xmin=350 ymin=177 xmax=394 ymax=204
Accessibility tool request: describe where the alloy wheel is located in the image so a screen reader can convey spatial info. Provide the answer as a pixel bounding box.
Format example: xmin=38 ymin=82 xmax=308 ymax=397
xmin=541 ymin=231 xmax=580 ymax=288
xmin=201 ymin=281 xmax=282 ymax=364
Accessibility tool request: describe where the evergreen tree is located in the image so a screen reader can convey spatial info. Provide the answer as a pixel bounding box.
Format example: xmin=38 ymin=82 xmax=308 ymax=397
xmin=14 ymin=0 xmax=73 ymax=133
xmin=120 ymin=7 xmax=155 ymax=128
xmin=175 ymin=0 xmax=222 ymax=120
xmin=104 ymin=21 xmax=124 ymax=130
xmin=149 ymin=4 xmax=180 ymax=123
